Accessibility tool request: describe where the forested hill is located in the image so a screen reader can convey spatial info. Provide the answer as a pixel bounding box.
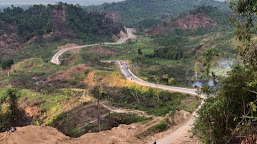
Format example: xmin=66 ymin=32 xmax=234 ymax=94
xmin=86 ymin=0 xmax=229 ymax=27
xmin=148 ymin=6 xmax=231 ymax=35
xmin=0 ymin=3 xmax=123 ymax=58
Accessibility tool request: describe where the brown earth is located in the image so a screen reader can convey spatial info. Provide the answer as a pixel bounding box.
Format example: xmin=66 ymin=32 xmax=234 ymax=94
xmin=52 ymin=6 xmax=75 ymax=39
xmin=87 ymin=45 xmax=118 ymax=56
xmin=0 ymin=21 xmax=21 ymax=58
xmin=58 ymin=43 xmax=79 ymax=50
xmin=148 ymin=13 xmax=217 ymax=36
xmin=0 ymin=125 xmax=143 ymax=144
xmin=47 ymin=64 xmax=89 ymax=83
xmin=0 ymin=109 xmax=192 ymax=144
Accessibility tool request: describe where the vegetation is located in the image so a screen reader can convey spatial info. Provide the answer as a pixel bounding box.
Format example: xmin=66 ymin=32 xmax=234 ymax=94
xmin=138 ymin=120 xmax=169 ymax=138
xmin=0 ymin=3 xmax=123 ymax=58
xmin=0 ymin=1 xmax=235 ymax=139
xmin=65 ymin=4 xmax=123 ymax=42
xmin=90 ymin=71 xmax=201 ymax=116
xmin=0 ymin=59 xmax=14 ymax=77
xmin=87 ymin=0 xmax=229 ymax=27
xmin=230 ymin=0 xmax=257 ymax=67
xmin=193 ymin=66 xmax=257 ymax=143
xmin=0 ymin=88 xmax=22 ymax=131
xmin=192 ymin=0 xmax=257 ymax=143
xmin=0 ymin=3 xmax=121 ymax=42
xmin=52 ymin=112 xmax=150 ymax=137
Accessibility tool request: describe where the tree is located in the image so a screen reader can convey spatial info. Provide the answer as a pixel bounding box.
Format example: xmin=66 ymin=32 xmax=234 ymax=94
xmin=0 ymin=89 xmax=20 ymax=130
xmin=230 ymin=0 xmax=257 ymax=67
xmin=192 ymin=66 xmax=257 ymax=143
xmin=92 ymin=85 xmax=102 ymax=132
xmin=0 ymin=59 xmax=14 ymax=77
xmin=192 ymin=1 xmax=257 ymax=143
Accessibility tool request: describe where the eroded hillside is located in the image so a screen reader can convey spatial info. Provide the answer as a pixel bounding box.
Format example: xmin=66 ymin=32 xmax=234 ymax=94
xmin=0 ymin=3 xmax=123 ymax=58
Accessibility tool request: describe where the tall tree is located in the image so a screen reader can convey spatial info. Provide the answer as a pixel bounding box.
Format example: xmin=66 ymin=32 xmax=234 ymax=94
xmin=230 ymin=0 xmax=257 ymax=67
xmin=0 ymin=89 xmax=20 ymax=130
xmin=92 ymin=85 xmax=102 ymax=132
xmin=0 ymin=59 xmax=14 ymax=77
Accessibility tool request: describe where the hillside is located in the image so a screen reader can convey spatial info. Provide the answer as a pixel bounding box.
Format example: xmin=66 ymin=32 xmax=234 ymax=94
xmin=148 ymin=6 xmax=231 ymax=36
xmin=0 ymin=3 xmax=123 ymax=59
xmin=86 ymin=0 xmax=229 ymax=27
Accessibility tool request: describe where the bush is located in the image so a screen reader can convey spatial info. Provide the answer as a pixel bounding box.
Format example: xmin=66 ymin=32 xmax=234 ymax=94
xmin=192 ymin=66 xmax=257 ymax=143
xmin=168 ymin=78 xmax=175 ymax=85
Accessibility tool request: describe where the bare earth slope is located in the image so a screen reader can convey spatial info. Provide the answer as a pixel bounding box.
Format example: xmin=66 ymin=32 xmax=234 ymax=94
xmin=147 ymin=12 xmax=217 ymax=36
xmin=0 ymin=125 xmax=143 ymax=144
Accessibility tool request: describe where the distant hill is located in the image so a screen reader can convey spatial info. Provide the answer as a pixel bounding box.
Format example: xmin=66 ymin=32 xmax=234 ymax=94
xmin=86 ymin=0 xmax=230 ymax=27
xmin=0 ymin=3 xmax=123 ymax=58
xmin=148 ymin=6 xmax=231 ymax=35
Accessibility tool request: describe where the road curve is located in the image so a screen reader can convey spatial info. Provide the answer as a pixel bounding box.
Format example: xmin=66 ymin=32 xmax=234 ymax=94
xmin=113 ymin=60 xmax=206 ymax=99
xmin=51 ymin=28 xmax=134 ymax=65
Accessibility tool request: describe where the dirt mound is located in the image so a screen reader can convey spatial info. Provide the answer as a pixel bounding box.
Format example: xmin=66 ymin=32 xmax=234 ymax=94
xmin=0 ymin=126 xmax=69 ymax=144
xmin=0 ymin=125 xmax=143 ymax=144
xmin=169 ymin=110 xmax=190 ymax=125
xmin=148 ymin=13 xmax=216 ymax=36
xmin=47 ymin=64 xmax=89 ymax=83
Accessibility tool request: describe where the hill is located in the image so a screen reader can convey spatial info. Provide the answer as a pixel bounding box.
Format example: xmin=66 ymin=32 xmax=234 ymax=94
xmin=86 ymin=0 xmax=230 ymax=27
xmin=0 ymin=3 xmax=123 ymax=58
xmin=148 ymin=6 xmax=231 ymax=35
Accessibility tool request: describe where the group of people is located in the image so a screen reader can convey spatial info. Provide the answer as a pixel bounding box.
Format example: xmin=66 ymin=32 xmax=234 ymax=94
xmin=6 ymin=127 xmax=16 ymax=134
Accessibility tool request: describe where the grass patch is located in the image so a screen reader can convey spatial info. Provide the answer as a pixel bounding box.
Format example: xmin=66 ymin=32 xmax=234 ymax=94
xmin=138 ymin=121 xmax=168 ymax=138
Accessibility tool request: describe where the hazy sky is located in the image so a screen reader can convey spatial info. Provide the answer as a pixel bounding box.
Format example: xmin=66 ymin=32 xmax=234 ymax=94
xmin=0 ymin=0 xmax=125 ymax=6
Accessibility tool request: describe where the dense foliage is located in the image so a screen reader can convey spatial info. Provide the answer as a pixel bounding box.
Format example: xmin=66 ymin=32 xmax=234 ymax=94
xmin=193 ymin=66 xmax=257 ymax=143
xmin=147 ymin=6 xmax=234 ymax=61
xmin=230 ymin=0 xmax=257 ymax=67
xmin=87 ymin=0 xmax=229 ymax=27
xmin=65 ymin=4 xmax=122 ymax=42
xmin=0 ymin=59 xmax=14 ymax=70
xmin=193 ymin=0 xmax=257 ymax=143
xmin=0 ymin=89 xmax=21 ymax=132
xmin=0 ymin=5 xmax=53 ymax=41
xmin=151 ymin=29 xmax=236 ymax=61
xmin=0 ymin=3 xmax=122 ymax=43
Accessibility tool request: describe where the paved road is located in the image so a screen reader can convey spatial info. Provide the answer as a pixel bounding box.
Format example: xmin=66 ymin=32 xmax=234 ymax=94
xmin=102 ymin=60 xmax=206 ymax=144
xmin=51 ymin=28 xmax=134 ymax=65
xmin=115 ymin=60 xmax=205 ymax=99
xmin=52 ymin=28 xmax=205 ymax=144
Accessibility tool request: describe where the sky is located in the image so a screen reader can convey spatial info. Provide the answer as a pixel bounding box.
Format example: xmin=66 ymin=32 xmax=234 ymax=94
xmin=0 ymin=0 xmax=125 ymax=6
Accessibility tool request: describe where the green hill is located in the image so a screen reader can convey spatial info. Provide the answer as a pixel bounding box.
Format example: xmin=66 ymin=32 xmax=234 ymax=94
xmin=0 ymin=3 xmax=123 ymax=58
xmin=86 ymin=0 xmax=230 ymax=27
xmin=147 ymin=6 xmax=231 ymax=35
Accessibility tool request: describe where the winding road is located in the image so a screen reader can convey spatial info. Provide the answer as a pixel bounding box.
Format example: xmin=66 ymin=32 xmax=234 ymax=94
xmin=51 ymin=28 xmax=134 ymax=65
xmin=51 ymin=29 xmax=206 ymax=144
xmin=115 ymin=60 xmax=205 ymax=99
